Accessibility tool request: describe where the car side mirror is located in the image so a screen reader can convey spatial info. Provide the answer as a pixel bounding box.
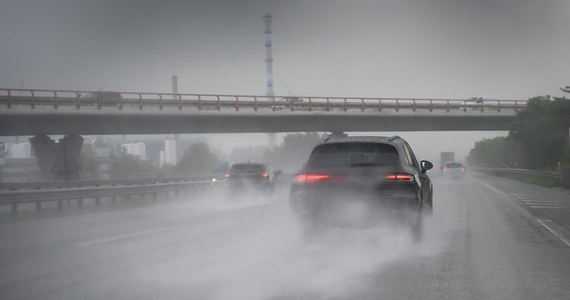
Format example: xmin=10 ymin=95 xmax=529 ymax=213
xmin=421 ymin=160 xmax=433 ymax=173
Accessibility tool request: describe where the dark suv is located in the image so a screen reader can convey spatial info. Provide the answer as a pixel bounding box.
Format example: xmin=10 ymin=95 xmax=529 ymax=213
xmin=225 ymin=162 xmax=280 ymax=194
xmin=289 ymin=136 xmax=433 ymax=238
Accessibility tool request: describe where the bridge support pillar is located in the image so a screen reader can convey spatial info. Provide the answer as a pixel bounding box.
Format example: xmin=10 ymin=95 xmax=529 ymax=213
xmin=30 ymin=134 xmax=84 ymax=181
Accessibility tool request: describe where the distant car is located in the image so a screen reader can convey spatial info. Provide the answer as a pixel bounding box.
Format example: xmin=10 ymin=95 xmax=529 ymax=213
xmin=273 ymin=97 xmax=304 ymax=111
xmin=289 ymin=136 xmax=433 ymax=239
xmin=224 ymin=162 xmax=281 ymax=194
xmin=461 ymin=96 xmax=497 ymax=110
xmin=442 ymin=162 xmax=465 ymax=178
xmin=81 ymin=91 xmax=122 ymax=106
xmin=210 ymin=161 xmax=230 ymax=187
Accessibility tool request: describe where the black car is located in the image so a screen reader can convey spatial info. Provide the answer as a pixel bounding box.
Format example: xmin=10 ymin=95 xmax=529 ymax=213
xmin=289 ymin=136 xmax=433 ymax=238
xmin=225 ymin=162 xmax=280 ymax=194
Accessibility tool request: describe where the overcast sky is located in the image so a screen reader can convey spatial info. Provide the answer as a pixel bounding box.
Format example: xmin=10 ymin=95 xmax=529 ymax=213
xmin=1 ymin=0 xmax=568 ymax=98
xmin=1 ymin=0 xmax=569 ymax=161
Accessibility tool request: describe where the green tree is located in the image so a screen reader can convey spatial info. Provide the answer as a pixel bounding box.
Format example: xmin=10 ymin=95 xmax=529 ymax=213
xmin=509 ymin=96 xmax=570 ymax=169
xmin=78 ymin=151 xmax=99 ymax=179
xmin=109 ymin=150 xmax=154 ymax=178
xmin=177 ymin=142 xmax=218 ymax=176
xmin=466 ymin=137 xmax=525 ymax=168
xmin=263 ymin=132 xmax=325 ymax=172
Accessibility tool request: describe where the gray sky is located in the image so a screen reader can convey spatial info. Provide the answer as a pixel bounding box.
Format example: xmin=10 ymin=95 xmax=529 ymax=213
xmin=1 ymin=0 xmax=568 ymax=98
xmin=1 ymin=0 xmax=568 ymax=161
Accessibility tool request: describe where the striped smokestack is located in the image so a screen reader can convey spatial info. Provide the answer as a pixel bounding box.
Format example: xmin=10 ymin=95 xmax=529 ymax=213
xmin=263 ymin=14 xmax=274 ymax=97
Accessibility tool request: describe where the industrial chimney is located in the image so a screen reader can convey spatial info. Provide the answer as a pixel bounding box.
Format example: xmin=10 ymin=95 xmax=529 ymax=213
xmin=263 ymin=14 xmax=274 ymax=97
xmin=263 ymin=14 xmax=277 ymax=148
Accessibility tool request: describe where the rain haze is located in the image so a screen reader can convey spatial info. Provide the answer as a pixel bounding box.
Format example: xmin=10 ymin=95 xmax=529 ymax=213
xmin=1 ymin=1 xmax=570 ymax=300
xmin=1 ymin=0 xmax=569 ymax=152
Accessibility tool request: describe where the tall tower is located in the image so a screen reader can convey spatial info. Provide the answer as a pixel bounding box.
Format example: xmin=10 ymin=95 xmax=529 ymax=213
xmin=171 ymin=75 xmax=178 ymax=99
xmin=263 ymin=14 xmax=276 ymax=147
xmin=172 ymin=75 xmax=180 ymax=162
xmin=263 ymin=14 xmax=274 ymax=97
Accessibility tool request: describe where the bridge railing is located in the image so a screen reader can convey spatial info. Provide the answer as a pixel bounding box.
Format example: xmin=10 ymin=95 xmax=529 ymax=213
xmin=0 ymin=88 xmax=527 ymax=113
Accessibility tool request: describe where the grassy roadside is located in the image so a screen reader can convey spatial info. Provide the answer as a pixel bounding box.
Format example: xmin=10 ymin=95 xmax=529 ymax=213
xmin=491 ymin=171 xmax=560 ymax=188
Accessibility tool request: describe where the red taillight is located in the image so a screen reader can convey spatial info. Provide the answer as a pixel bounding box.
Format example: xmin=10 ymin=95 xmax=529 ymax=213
xmin=224 ymin=172 xmax=231 ymax=179
xmin=460 ymin=167 xmax=465 ymax=172
xmin=261 ymin=171 xmax=269 ymax=178
xmin=443 ymin=167 xmax=448 ymax=173
xmin=384 ymin=173 xmax=415 ymax=182
xmin=294 ymin=173 xmax=331 ymax=183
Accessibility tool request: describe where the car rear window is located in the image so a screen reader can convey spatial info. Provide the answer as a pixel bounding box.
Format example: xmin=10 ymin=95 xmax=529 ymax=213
xmin=307 ymin=142 xmax=399 ymax=168
xmin=446 ymin=162 xmax=463 ymax=168
xmin=230 ymin=164 xmax=265 ymax=172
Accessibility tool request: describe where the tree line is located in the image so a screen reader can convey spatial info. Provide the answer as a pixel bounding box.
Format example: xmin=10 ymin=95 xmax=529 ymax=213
xmin=79 ymin=132 xmax=324 ymax=179
xmin=467 ymin=94 xmax=570 ymax=170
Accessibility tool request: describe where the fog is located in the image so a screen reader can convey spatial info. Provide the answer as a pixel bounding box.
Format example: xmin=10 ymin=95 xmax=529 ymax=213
xmin=57 ymin=181 xmax=450 ymax=299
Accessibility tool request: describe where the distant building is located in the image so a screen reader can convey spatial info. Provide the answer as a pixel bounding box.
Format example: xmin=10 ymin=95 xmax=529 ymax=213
xmin=121 ymin=142 xmax=146 ymax=160
xmin=0 ymin=157 xmax=39 ymax=182
xmin=163 ymin=139 xmax=177 ymax=166
xmin=9 ymin=142 xmax=32 ymax=158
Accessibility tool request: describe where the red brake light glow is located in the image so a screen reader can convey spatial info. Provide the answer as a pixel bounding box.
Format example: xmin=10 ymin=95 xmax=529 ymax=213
xmin=261 ymin=171 xmax=269 ymax=178
xmin=294 ymin=173 xmax=331 ymax=183
xmin=224 ymin=172 xmax=231 ymax=179
xmin=384 ymin=173 xmax=415 ymax=182
xmin=443 ymin=167 xmax=448 ymax=173
xmin=460 ymin=167 xmax=465 ymax=172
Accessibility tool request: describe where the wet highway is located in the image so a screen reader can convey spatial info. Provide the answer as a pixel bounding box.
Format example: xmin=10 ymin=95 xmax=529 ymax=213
xmin=1 ymin=173 xmax=569 ymax=300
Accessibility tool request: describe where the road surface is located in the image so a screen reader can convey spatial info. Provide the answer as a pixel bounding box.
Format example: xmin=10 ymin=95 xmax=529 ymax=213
xmin=1 ymin=173 xmax=569 ymax=299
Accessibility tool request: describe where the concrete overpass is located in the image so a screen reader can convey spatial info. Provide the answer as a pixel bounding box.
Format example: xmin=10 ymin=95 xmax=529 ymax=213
xmin=1 ymin=88 xmax=527 ymax=180
xmin=0 ymin=88 xmax=526 ymax=136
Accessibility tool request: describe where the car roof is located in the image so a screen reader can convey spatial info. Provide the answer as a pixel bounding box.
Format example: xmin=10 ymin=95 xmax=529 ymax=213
xmin=321 ymin=135 xmax=403 ymax=145
xmin=231 ymin=162 xmax=267 ymax=166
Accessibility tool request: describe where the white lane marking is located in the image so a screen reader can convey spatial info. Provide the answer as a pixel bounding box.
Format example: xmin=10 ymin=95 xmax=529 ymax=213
xmin=531 ymin=206 xmax=570 ymax=209
xmin=536 ymin=219 xmax=570 ymax=247
xmin=76 ymin=228 xmax=170 ymax=247
xmin=477 ymin=180 xmax=570 ymax=248
xmin=520 ymin=200 xmax=568 ymax=202
xmin=477 ymin=179 xmax=513 ymax=200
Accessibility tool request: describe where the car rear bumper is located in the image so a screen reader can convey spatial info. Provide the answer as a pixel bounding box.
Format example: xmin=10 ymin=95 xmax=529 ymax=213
xmin=289 ymin=189 xmax=420 ymax=228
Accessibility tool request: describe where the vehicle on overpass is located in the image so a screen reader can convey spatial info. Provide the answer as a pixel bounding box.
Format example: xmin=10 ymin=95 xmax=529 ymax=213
xmin=272 ymin=97 xmax=304 ymax=111
xmin=289 ymin=135 xmax=434 ymax=240
xmin=81 ymin=91 xmax=122 ymax=106
xmin=224 ymin=162 xmax=281 ymax=195
xmin=442 ymin=162 xmax=466 ymax=179
xmin=462 ymin=96 xmax=498 ymax=110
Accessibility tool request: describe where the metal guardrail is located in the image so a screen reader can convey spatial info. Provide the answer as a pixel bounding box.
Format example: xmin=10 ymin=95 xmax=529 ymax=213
xmin=0 ymin=178 xmax=211 ymax=213
xmin=0 ymin=177 xmax=210 ymax=191
xmin=475 ymin=167 xmax=560 ymax=178
xmin=0 ymin=88 xmax=527 ymax=113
